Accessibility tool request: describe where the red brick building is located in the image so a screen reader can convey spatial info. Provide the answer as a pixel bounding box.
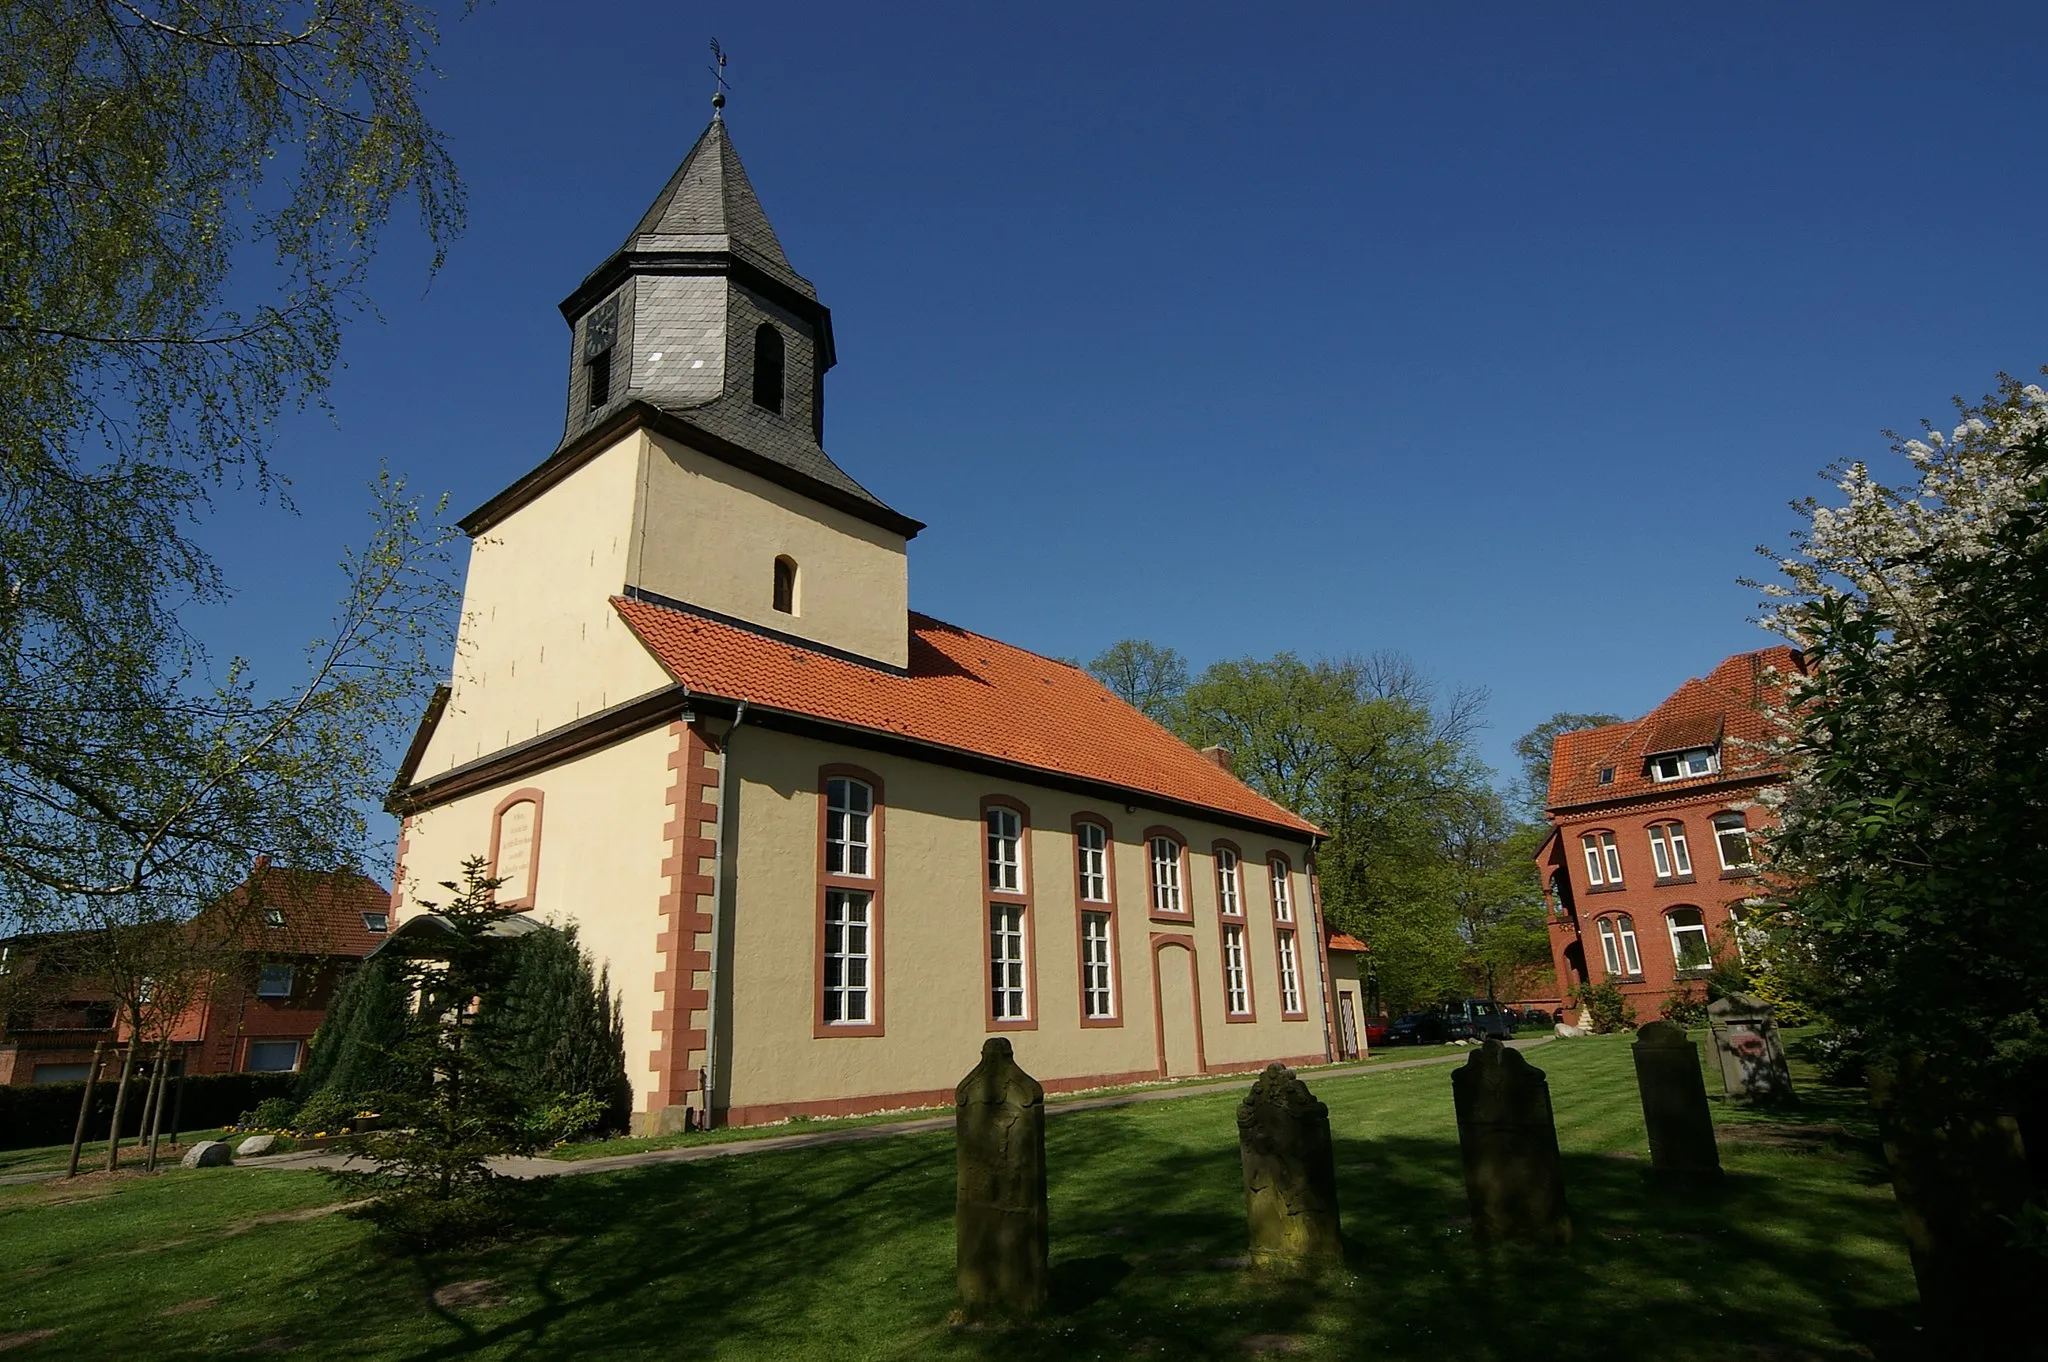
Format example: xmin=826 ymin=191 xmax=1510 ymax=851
xmin=0 ymin=865 xmax=391 ymax=1085
xmin=1535 ymin=647 xmax=1805 ymax=1018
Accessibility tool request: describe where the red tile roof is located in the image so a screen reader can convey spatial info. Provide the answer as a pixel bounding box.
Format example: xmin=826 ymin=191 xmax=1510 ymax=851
xmin=211 ymin=866 xmax=394 ymax=958
xmin=1547 ymin=646 xmax=1805 ymax=811
xmin=1326 ymin=931 xmax=1368 ymax=953
xmin=613 ymin=597 xmax=1320 ymax=837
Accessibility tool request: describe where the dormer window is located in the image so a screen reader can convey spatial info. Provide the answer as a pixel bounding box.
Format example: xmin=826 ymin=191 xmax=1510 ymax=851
xmin=584 ymin=297 xmax=618 ymax=411
xmin=1650 ymin=747 xmax=1717 ymax=782
xmin=773 ymin=555 xmax=798 ymax=615
xmin=752 ymin=323 xmax=784 ymax=414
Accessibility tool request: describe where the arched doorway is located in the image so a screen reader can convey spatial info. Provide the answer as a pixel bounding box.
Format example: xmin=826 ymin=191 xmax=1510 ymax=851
xmin=1151 ymin=936 xmax=1205 ymax=1078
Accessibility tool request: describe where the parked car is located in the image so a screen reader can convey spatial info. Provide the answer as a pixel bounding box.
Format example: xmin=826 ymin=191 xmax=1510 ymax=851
xmin=1440 ymin=998 xmax=1515 ymax=1042
xmin=1362 ymin=1016 xmax=1391 ymax=1048
xmin=1384 ymin=1010 xmax=1448 ymax=1046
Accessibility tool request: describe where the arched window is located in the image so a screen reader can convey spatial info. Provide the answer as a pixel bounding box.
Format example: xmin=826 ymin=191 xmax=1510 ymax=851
xmin=982 ymin=797 xmax=1034 ymax=1029
xmin=772 ymin=555 xmax=798 ymax=615
xmin=1647 ymin=821 xmax=1693 ymax=879
xmin=1580 ymin=830 xmax=1623 ymax=886
xmin=1666 ymin=907 xmax=1712 ymax=972
xmin=1713 ymin=812 xmax=1754 ymax=870
xmin=1146 ymin=831 xmax=1188 ymax=919
xmin=1596 ymin=914 xmax=1642 ymax=977
xmin=752 ymin=323 xmax=785 ymax=414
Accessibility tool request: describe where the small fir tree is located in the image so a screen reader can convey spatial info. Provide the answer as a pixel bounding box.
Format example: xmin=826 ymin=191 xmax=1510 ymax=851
xmin=479 ymin=923 xmax=631 ymax=1137
xmin=296 ymin=955 xmax=412 ymax=1106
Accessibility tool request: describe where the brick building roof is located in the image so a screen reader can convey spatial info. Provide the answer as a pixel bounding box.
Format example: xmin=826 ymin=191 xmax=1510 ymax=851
xmin=613 ymin=595 xmax=1321 ymax=838
xmin=211 ymin=865 xmax=393 ymax=958
xmin=1326 ymin=931 xmax=1368 ymax=954
xmin=1547 ymin=646 xmax=1806 ymax=811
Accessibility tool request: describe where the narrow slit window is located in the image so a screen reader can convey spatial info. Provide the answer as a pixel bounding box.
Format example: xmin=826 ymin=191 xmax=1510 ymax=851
xmin=773 ymin=556 xmax=798 ymax=615
xmin=1223 ymin=924 xmax=1251 ymax=1015
xmin=753 ymin=323 xmax=785 ymax=414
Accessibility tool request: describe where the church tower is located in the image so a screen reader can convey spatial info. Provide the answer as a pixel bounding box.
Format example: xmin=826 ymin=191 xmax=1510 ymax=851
xmin=415 ymin=110 xmax=921 ymax=781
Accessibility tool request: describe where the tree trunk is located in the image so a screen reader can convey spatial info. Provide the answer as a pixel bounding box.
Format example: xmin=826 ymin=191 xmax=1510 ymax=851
xmin=103 ymin=1039 xmax=139 ymax=1172
xmin=142 ymin=1039 xmax=172 ymax=1172
xmin=167 ymin=1046 xmax=189 ymax=1148
xmin=66 ymin=1040 xmax=106 ymax=1178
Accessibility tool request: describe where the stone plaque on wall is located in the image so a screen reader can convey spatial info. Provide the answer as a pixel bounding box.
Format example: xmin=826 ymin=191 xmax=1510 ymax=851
xmin=493 ymin=799 xmax=538 ymax=905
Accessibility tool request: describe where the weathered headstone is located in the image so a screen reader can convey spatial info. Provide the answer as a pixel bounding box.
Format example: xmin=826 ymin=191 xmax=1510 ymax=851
xmin=180 ymin=1140 xmax=231 ymax=1169
xmin=1870 ymin=1062 xmax=2048 ymax=1348
xmin=1706 ymin=994 xmax=1795 ymax=1105
xmin=1237 ymin=1064 xmax=1343 ymax=1270
xmin=1631 ymin=1021 xmax=1721 ymax=1181
xmin=1452 ymin=1041 xmax=1572 ymax=1244
xmin=955 ymin=1037 xmax=1048 ymax=1317
xmin=235 ymin=1134 xmax=278 ymax=1158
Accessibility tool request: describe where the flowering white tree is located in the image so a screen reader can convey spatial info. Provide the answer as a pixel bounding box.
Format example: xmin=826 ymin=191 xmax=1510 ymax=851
xmin=1754 ymin=372 xmax=2048 ymax=1115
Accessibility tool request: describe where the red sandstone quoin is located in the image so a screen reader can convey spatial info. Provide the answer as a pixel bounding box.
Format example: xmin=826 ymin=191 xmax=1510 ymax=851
xmin=1535 ymin=647 xmax=1805 ymax=1018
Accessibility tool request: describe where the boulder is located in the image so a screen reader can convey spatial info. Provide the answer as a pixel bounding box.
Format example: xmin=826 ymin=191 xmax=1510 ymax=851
xmin=1554 ymin=1023 xmax=1585 ymax=1039
xmin=236 ymin=1134 xmax=278 ymax=1158
xmin=180 ymin=1140 xmax=231 ymax=1169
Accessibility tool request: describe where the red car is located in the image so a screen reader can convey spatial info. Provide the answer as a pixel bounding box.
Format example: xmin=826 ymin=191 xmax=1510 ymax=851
xmin=1362 ymin=1016 xmax=1391 ymax=1048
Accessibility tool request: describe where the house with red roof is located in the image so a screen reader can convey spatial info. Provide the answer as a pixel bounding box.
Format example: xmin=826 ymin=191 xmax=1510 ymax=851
xmin=387 ymin=111 xmax=1334 ymax=1133
xmin=1535 ymin=648 xmax=1805 ymax=1018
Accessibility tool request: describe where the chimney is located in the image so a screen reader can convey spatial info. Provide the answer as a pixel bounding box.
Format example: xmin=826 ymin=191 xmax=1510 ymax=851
xmin=1199 ymin=745 xmax=1233 ymax=774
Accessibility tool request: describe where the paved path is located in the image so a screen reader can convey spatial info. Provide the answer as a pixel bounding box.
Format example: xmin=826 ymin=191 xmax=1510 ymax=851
xmin=3 ymin=1037 xmax=1556 ymax=1189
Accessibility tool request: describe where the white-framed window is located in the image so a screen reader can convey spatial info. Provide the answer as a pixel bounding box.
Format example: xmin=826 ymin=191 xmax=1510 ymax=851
xmin=825 ymin=777 xmax=873 ymax=877
xmin=1081 ymin=910 xmax=1116 ymax=1019
xmin=262 ymin=907 xmax=286 ymax=928
xmin=990 ymin=903 xmax=1029 ymax=1021
xmin=1269 ymin=858 xmax=1294 ymax=922
xmin=1581 ymin=831 xmax=1623 ymax=885
xmin=822 ymin=889 xmax=872 ymax=1024
xmin=1597 ymin=915 xmax=1642 ymax=977
xmin=1276 ymin=931 xmax=1303 ymax=1014
xmin=245 ymin=1039 xmax=301 ymax=1073
xmin=256 ymin=964 xmax=294 ymax=999
xmin=986 ymin=806 xmax=1023 ymax=893
xmin=361 ymin=911 xmax=389 ymax=934
xmin=1648 ymin=822 xmax=1693 ymax=879
xmin=1713 ymin=813 xmax=1753 ymax=869
xmin=1651 ymin=747 xmax=1718 ymax=782
xmin=1223 ymin=924 xmax=1250 ymax=1015
xmin=1666 ymin=907 xmax=1713 ymax=972
xmin=1076 ymin=822 xmax=1109 ymax=903
xmin=1216 ymin=847 xmax=1241 ymax=916
xmin=1150 ymin=836 xmax=1184 ymax=915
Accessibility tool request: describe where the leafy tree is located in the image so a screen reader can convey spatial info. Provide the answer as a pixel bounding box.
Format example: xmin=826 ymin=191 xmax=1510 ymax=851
xmin=1756 ymin=373 xmax=2048 ymax=1123
xmin=1513 ymin=711 xmax=1622 ymax=817
xmin=1085 ymin=640 xmax=1190 ymax=723
xmin=1176 ymin=651 xmax=1493 ymax=1011
xmin=480 ymin=923 xmax=632 ymax=1138
xmin=1447 ymin=804 xmax=1552 ymax=1001
xmin=2 ymin=2 xmax=467 ymax=945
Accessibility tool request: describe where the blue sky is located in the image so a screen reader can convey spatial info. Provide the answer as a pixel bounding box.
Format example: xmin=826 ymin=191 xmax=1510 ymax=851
xmin=194 ymin=1 xmax=2047 ymax=849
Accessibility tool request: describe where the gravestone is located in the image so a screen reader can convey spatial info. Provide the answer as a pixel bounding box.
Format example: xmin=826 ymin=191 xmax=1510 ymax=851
xmin=1451 ymin=1041 xmax=1572 ymax=1244
xmin=955 ymin=1037 xmax=1048 ymax=1317
xmin=180 ymin=1140 xmax=231 ymax=1169
xmin=1237 ymin=1064 xmax=1343 ymax=1270
xmin=1870 ymin=1063 xmax=2047 ymax=1348
xmin=1631 ymin=1021 xmax=1721 ymax=1180
xmin=1706 ymin=994 xmax=1795 ymax=1105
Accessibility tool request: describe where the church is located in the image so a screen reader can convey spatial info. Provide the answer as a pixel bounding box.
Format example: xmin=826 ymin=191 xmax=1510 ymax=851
xmin=386 ymin=107 xmax=1333 ymax=1134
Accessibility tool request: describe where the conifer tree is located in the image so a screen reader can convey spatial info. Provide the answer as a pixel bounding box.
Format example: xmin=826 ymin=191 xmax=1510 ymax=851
xmin=296 ymin=956 xmax=412 ymax=1105
xmin=481 ymin=924 xmax=631 ymax=1136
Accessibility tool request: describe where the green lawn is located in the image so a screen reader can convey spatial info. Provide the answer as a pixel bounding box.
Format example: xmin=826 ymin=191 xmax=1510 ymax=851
xmin=0 ymin=1129 xmax=231 ymax=1180
xmin=0 ymin=1034 xmax=1916 ymax=1360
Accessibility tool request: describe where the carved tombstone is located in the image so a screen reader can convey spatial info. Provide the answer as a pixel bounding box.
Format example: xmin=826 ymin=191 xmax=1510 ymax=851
xmin=1706 ymin=994 xmax=1795 ymax=1105
xmin=1631 ymin=1021 xmax=1722 ymax=1180
xmin=955 ymin=1038 xmax=1048 ymax=1317
xmin=1452 ymin=1041 xmax=1572 ymax=1244
xmin=1237 ymin=1064 xmax=1344 ymax=1270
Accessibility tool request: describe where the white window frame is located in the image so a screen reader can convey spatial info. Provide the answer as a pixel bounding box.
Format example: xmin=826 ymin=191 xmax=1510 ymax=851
xmin=825 ymin=778 xmax=873 ymax=878
xmin=1652 ymin=747 xmax=1720 ymax=782
xmin=1276 ymin=931 xmax=1303 ymax=1014
xmin=989 ymin=902 xmax=1029 ymax=1021
xmin=1076 ymin=822 xmax=1109 ymax=903
xmin=1666 ymin=908 xmax=1713 ymax=972
xmin=1216 ymin=848 xmax=1241 ymax=917
xmin=361 ymin=911 xmax=389 ymax=933
xmin=1081 ymin=910 xmax=1116 ymax=1019
xmin=1582 ymin=834 xmax=1606 ymax=886
xmin=1648 ymin=822 xmax=1692 ymax=879
xmin=986 ymin=806 xmax=1023 ymax=893
xmin=262 ymin=907 xmax=285 ymax=928
xmin=822 ymin=888 xmax=873 ymax=1024
xmin=256 ymin=963 xmax=294 ymax=999
xmin=1649 ymin=828 xmax=1672 ymax=879
xmin=1597 ymin=917 xmax=1622 ymax=974
xmin=1269 ymin=858 xmax=1294 ymax=922
xmin=1713 ymin=813 xmax=1753 ymax=870
xmin=1616 ymin=914 xmax=1642 ymax=974
xmin=245 ymin=1039 xmax=301 ymax=1073
xmin=1150 ymin=837 xmax=1184 ymax=915
xmin=1222 ymin=923 xmax=1250 ymax=1015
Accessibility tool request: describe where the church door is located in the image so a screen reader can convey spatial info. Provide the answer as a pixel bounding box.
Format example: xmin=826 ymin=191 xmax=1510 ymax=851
xmin=1153 ymin=939 xmax=1203 ymax=1077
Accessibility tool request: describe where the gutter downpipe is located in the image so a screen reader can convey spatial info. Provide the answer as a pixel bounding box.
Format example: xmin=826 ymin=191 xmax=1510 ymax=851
xmin=699 ymin=697 xmax=746 ymax=1128
xmin=1307 ymin=835 xmax=1338 ymax=1063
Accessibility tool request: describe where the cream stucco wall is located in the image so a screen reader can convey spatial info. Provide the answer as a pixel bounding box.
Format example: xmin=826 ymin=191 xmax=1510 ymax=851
xmin=632 ymin=431 xmax=910 ymax=669
xmin=719 ymin=727 xmax=1327 ymax=1115
xmin=396 ymin=724 xmax=676 ymax=1111
xmin=420 ymin=433 xmax=673 ymax=778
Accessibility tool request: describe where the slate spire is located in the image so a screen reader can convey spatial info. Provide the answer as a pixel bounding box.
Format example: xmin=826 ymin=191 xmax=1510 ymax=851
xmin=623 ymin=118 xmax=814 ymax=300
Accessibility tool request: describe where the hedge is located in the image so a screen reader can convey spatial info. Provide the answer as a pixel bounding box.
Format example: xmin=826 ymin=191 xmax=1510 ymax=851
xmin=0 ymin=1071 xmax=297 ymax=1151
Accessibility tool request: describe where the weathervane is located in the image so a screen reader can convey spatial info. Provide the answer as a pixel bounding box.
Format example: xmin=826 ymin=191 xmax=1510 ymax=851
xmin=709 ymin=38 xmax=730 ymax=118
